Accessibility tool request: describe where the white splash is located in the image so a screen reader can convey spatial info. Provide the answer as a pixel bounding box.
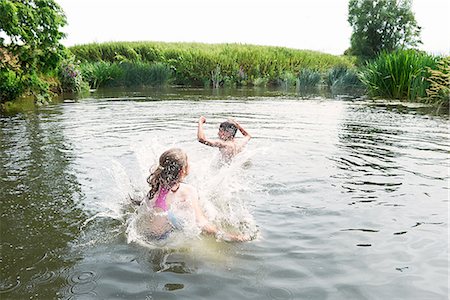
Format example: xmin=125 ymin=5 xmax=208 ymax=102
xmin=125 ymin=140 xmax=259 ymax=248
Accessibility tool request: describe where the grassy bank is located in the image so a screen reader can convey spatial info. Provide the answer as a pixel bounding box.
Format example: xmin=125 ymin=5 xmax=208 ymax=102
xmin=3 ymin=41 xmax=447 ymax=111
xmin=69 ymin=41 xmax=356 ymax=88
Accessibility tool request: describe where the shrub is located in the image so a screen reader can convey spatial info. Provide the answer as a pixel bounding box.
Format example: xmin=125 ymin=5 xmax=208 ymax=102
xmin=426 ymin=57 xmax=450 ymax=108
xmin=0 ymin=70 xmax=24 ymax=103
xmin=58 ymin=58 xmax=84 ymax=93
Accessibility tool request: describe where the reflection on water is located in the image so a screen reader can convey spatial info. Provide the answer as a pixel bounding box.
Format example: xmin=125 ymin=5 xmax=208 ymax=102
xmin=1 ymin=87 xmax=448 ymax=299
xmin=0 ymin=108 xmax=86 ymax=298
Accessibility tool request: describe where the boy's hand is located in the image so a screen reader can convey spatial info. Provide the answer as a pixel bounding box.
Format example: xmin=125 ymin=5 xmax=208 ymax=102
xmin=229 ymin=119 xmax=243 ymax=130
xmin=199 ymin=116 xmax=206 ymax=124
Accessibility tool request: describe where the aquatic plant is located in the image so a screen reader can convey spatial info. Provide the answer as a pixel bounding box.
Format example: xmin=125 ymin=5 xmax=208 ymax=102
xmin=80 ymin=61 xmax=172 ymax=88
xmin=211 ymin=65 xmax=223 ymax=88
xmin=120 ymin=61 xmax=172 ymax=86
xmin=252 ymin=76 xmax=269 ymax=87
xmin=297 ymin=68 xmax=322 ymax=89
xmin=326 ymin=66 xmax=350 ymax=88
xmin=147 ymin=62 xmax=173 ymax=86
xmin=359 ymin=49 xmax=438 ymax=100
xmin=80 ymin=61 xmax=122 ymax=88
xmin=327 ymin=66 xmax=363 ymax=93
xmin=279 ymin=71 xmax=297 ymax=88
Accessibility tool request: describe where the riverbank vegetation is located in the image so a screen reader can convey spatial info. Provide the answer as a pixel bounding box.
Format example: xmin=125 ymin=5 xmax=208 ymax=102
xmin=360 ymin=50 xmax=438 ymax=100
xmin=0 ymin=0 xmax=68 ymax=104
xmin=70 ymin=41 xmax=355 ymax=88
xmin=1 ymin=0 xmax=448 ymax=112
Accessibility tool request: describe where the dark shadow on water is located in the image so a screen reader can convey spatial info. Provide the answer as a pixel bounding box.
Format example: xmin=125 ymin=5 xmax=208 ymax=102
xmin=146 ymin=249 xmax=197 ymax=274
xmin=0 ymin=107 xmax=86 ymax=298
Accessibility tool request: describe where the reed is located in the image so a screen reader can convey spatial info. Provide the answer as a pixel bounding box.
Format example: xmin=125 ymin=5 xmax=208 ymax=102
xmin=80 ymin=61 xmax=172 ymax=88
xmin=119 ymin=61 xmax=172 ymax=86
xmin=252 ymin=76 xmax=269 ymax=87
xmin=359 ymin=50 xmax=438 ymax=100
xmin=69 ymin=41 xmax=355 ymax=87
xmin=297 ymin=69 xmax=322 ymax=89
xmin=80 ymin=61 xmax=122 ymax=88
xmin=326 ymin=66 xmax=363 ymax=93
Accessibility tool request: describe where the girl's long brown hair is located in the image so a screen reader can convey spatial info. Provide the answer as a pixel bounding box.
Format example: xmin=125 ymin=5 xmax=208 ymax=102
xmin=146 ymin=148 xmax=188 ymax=200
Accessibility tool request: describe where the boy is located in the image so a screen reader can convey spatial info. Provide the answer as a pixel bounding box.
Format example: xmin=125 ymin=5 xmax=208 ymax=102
xmin=197 ymin=116 xmax=251 ymax=162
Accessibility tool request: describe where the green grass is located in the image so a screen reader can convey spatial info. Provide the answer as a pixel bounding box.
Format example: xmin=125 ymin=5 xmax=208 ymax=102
xmin=69 ymin=41 xmax=355 ymax=87
xmin=359 ymin=49 xmax=439 ymax=100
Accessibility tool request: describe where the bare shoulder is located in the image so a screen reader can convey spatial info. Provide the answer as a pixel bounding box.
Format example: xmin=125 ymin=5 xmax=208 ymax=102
xmin=236 ymin=136 xmax=250 ymax=150
xmin=178 ymin=183 xmax=198 ymax=201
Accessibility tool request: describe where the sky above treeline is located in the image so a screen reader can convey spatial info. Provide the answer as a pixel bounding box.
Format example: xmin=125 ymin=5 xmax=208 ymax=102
xmin=56 ymin=0 xmax=449 ymax=55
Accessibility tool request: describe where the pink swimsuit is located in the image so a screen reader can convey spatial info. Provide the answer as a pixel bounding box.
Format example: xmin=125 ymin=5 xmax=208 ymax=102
xmin=154 ymin=186 xmax=169 ymax=211
xmin=151 ymin=186 xmax=182 ymax=230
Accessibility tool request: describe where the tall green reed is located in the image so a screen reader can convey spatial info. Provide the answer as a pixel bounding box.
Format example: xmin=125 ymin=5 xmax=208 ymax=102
xmin=120 ymin=61 xmax=172 ymax=86
xmin=359 ymin=50 xmax=438 ymax=100
xmin=326 ymin=66 xmax=363 ymax=93
xmin=80 ymin=61 xmax=122 ymax=89
xmin=297 ymin=69 xmax=322 ymax=89
xmin=80 ymin=61 xmax=172 ymax=88
xmin=70 ymin=42 xmax=354 ymax=87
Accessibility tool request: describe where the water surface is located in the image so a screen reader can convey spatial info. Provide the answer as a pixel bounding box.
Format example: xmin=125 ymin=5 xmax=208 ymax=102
xmin=1 ymin=88 xmax=448 ymax=299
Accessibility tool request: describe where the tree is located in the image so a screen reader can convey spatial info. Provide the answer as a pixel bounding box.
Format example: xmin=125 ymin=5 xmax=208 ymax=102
xmin=347 ymin=0 xmax=422 ymax=59
xmin=0 ymin=0 xmax=67 ymax=102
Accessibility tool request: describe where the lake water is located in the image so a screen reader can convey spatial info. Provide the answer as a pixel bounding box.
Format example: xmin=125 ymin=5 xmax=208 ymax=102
xmin=1 ymin=88 xmax=448 ymax=299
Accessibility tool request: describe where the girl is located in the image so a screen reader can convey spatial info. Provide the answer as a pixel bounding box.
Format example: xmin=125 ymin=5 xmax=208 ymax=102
xmin=141 ymin=148 xmax=248 ymax=242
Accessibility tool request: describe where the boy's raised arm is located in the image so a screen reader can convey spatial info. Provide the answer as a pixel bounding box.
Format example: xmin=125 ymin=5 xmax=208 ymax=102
xmin=197 ymin=116 xmax=207 ymax=142
xmin=230 ymin=118 xmax=251 ymax=139
xmin=229 ymin=118 xmax=251 ymax=150
xmin=197 ymin=116 xmax=224 ymax=148
xmin=235 ymin=120 xmax=251 ymax=139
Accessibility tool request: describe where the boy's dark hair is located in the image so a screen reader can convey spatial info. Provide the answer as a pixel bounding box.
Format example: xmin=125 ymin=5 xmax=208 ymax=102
xmin=219 ymin=121 xmax=238 ymax=137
